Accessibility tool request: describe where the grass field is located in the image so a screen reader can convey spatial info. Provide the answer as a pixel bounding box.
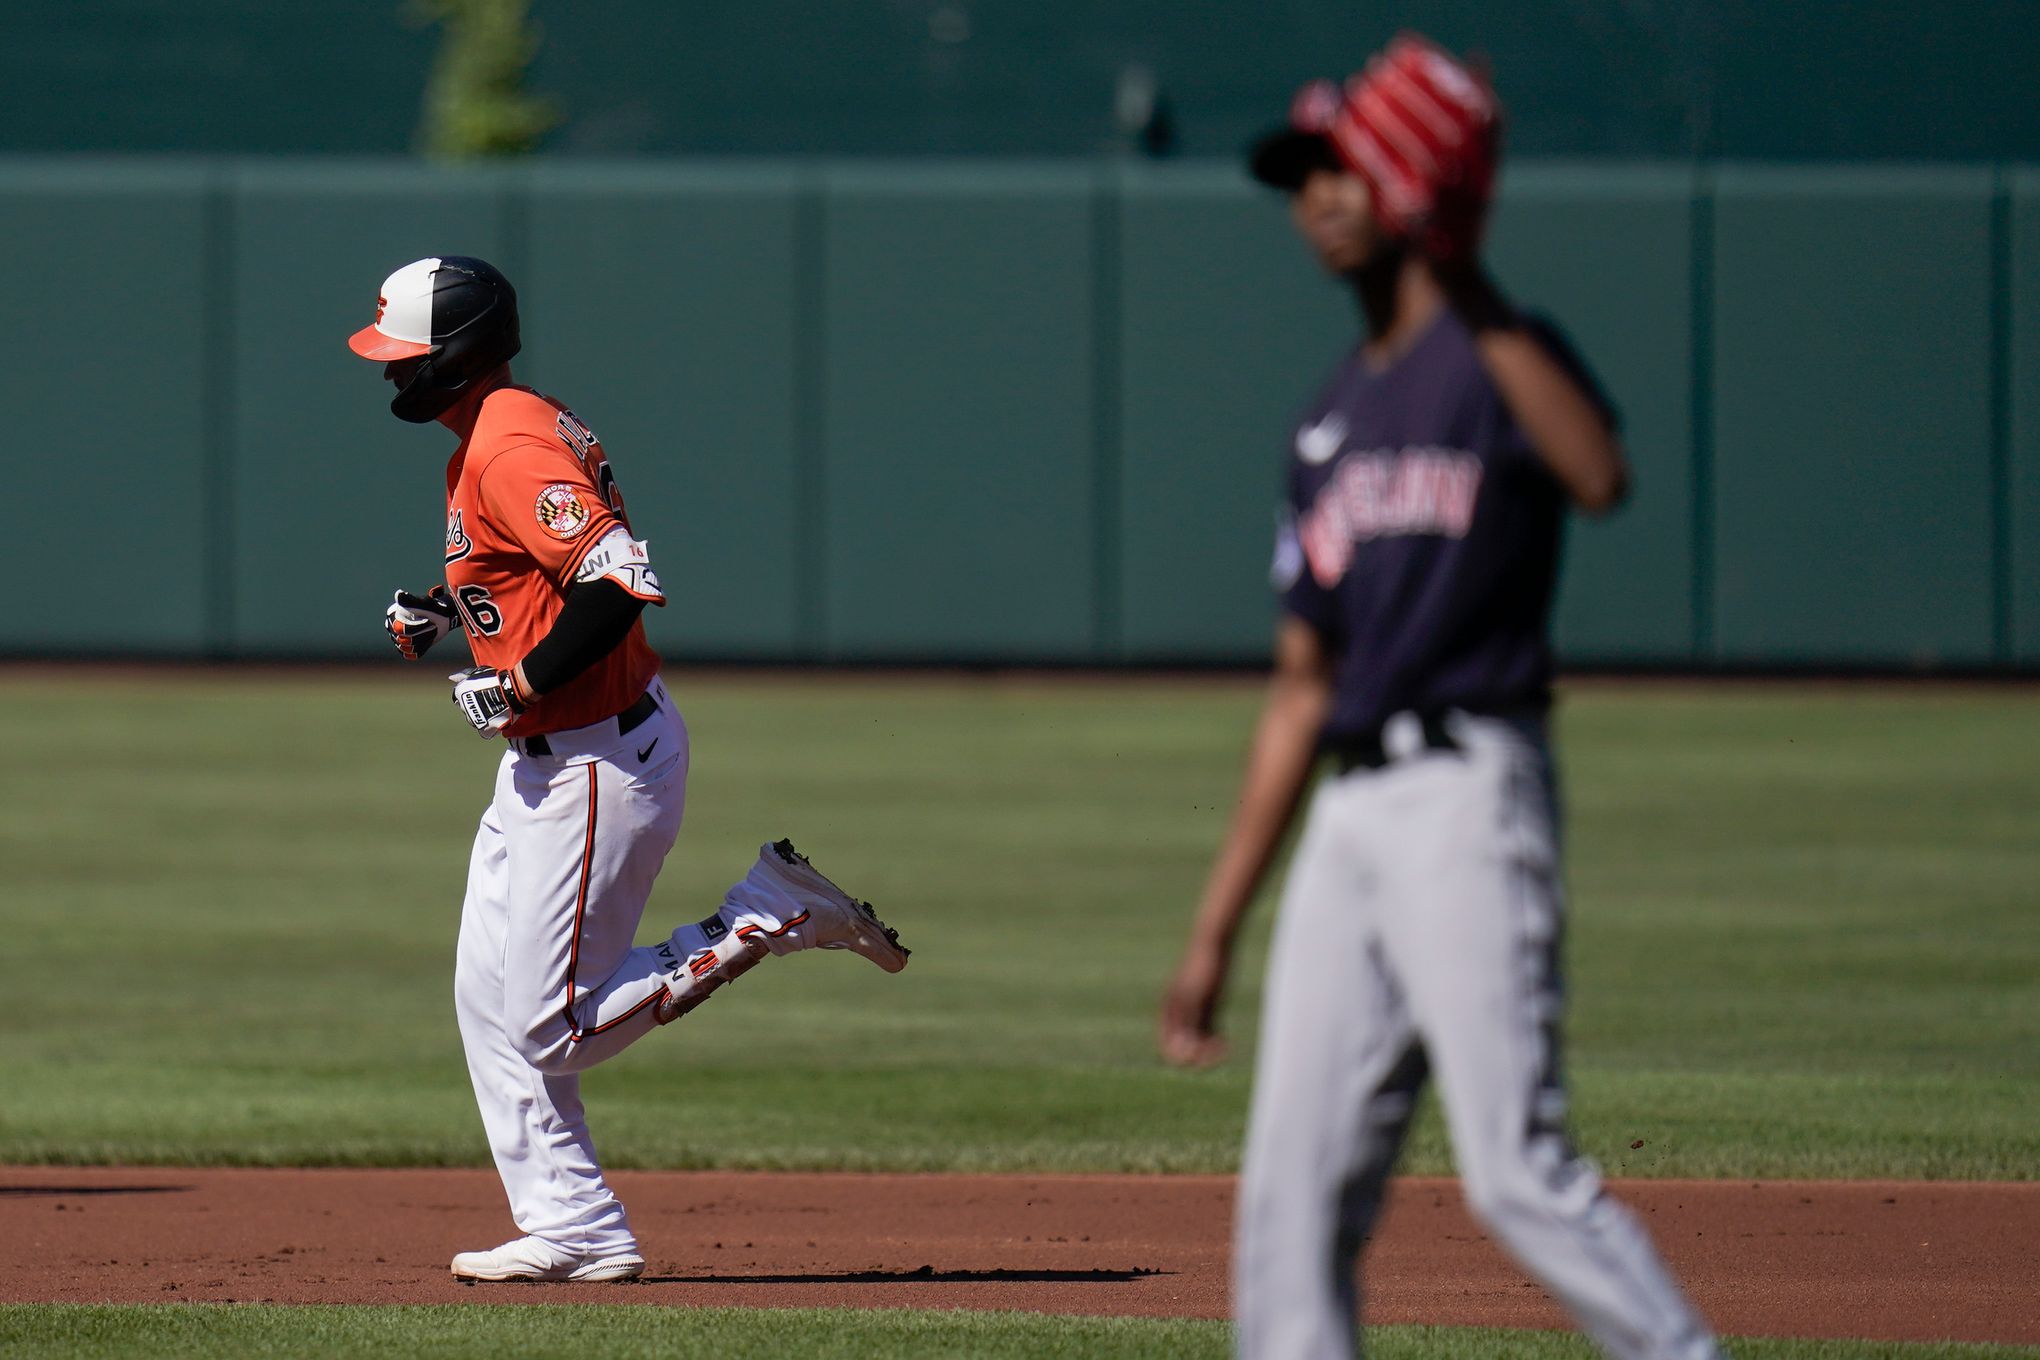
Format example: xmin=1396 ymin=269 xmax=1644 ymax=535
xmin=2 ymin=669 xmax=2035 ymax=1180
xmin=1 ymin=1307 xmax=2034 ymax=1360
xmin=6 ymin=670 xmax=2036 ymax=1357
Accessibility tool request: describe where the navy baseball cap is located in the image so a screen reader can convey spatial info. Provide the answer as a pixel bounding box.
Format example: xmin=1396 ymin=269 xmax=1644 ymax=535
xmin=1247 ymin=78 xmax=1348 ymax=191
xmin=1248 ymin=128 xmax=1342 ymax=191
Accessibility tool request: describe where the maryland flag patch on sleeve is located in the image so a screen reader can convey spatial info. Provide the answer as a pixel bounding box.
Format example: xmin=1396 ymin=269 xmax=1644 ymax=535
xmin=535 ymin=483 xmax=593 ymax=540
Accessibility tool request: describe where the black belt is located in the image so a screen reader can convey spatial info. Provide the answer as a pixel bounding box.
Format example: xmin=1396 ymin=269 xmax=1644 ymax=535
xmin=517 ymin=690 xmax=658 ymax=757
xmin=1328 ymin=713 xmax=1461 ymax=775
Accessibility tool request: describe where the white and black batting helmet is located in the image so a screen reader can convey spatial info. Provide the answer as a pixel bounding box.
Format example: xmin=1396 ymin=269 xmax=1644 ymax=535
xmin=348 ymin=256 xmax=522 ymax=423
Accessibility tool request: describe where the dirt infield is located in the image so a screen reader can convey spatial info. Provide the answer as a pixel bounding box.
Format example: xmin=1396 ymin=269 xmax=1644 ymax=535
xmin=2 ymin=1168 xmax=2033 ymax=1344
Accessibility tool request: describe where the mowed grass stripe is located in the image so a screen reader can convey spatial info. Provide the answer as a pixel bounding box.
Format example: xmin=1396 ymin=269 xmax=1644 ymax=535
xmin=1 ymin=673 xmax=2034 ymax=1178
xmin=1 ymin=1306 xmax=2034 ymax=1360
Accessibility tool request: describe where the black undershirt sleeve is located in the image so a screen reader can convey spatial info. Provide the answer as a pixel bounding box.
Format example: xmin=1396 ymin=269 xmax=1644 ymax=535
xmin=520 ymin=577 xmax=647 ymax=697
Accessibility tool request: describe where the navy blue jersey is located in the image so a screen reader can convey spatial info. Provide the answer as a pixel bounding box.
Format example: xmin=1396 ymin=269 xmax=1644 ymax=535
xmin=1272 ymin=309 xmax=1605 ymax=744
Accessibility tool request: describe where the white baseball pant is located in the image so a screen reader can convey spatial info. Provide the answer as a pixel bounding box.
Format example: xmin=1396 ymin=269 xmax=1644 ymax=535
xmin=452 ymin=679 xmax=820 ymax=1258
xmin=1233 ymin=711 xmax=1721 ymax=1360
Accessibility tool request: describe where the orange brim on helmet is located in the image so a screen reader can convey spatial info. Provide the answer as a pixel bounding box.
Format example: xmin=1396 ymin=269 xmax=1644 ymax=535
xmin=347 ymin=323 xmax=434 ymax=361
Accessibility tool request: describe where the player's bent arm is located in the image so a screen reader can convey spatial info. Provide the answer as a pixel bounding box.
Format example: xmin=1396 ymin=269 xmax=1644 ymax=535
xmin=1159 ymin=615 xmax=1333 ymax=1067
xmin=513 ymin=578 xmax=648 ymax=700
xmin=1434 ymin=266 xmax=1631 ymax=514
xmin=510 ymin=526 xmax=667 ymax=702
xmin=1475 ymin=328 xmax=1630 ymax=513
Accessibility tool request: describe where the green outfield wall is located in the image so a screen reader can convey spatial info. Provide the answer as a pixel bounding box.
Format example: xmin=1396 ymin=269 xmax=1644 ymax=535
xmin=5 ymin=159 xmax=2030 ymax=669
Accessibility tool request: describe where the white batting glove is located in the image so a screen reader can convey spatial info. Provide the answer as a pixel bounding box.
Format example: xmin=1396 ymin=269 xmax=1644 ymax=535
xmin=448 ymin=666 xmax=530 ymax=737
xmin=385 ymin=587 xmax=457 ymax=661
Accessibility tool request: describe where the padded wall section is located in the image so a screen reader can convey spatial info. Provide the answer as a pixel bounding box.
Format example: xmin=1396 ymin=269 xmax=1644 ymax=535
xmin=818 ymin=166 xmax=1097 ymax=660
xmin=522 ymin=166 xmax=806 ymax=659
xmin=228 ymin=165 xmax=511 ymax=655
xmin=0 ymin=165 xmax=210 ymax=652
xmin=1112 ymin=167 xmax=1352 ymax=661
xmin=1710 ymin=168 xmax=1996 ymax=664
xmin=2010 ymin=172 xmax=2040 ymax=663
xmin=1487 ymin=165 xmax=1698 ymax=662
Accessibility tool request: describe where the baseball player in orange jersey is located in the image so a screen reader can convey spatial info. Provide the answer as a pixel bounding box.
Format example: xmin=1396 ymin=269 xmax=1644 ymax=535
xmin=350 ymin=256 xmax=910 ymax=1283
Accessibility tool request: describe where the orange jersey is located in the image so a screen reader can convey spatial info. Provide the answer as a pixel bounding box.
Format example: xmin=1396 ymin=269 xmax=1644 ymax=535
xmin=442 ymin=386 xmax=662 ymax=737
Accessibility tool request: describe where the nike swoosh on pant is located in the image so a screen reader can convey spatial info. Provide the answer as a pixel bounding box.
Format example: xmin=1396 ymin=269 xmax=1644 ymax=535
xmin=637 ymin=738 xmax=658 ymax=763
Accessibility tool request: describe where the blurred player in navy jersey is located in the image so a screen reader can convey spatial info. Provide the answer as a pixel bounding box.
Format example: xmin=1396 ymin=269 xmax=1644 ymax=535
xmin=1159 ymin=35 xmax=1724 ymax=1360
